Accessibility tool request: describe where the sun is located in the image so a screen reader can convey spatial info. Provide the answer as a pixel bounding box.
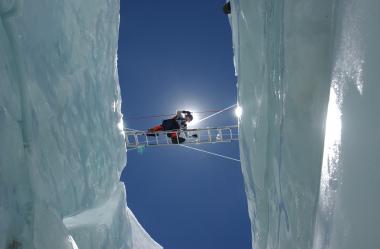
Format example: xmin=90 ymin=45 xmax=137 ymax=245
xmin=188 ymin=112 xmax=200 ymax=127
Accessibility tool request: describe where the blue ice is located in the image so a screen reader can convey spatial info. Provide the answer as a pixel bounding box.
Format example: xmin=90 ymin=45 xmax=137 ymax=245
xmin=0 ymin=0 xmax=161 ymax=248
xmin=229 ymin=0 xmax=380 ymax=248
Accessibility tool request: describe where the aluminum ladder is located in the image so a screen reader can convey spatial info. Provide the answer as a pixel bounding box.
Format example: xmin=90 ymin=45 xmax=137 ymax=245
xmin=124 ymin=125 xmax=238 ymax=149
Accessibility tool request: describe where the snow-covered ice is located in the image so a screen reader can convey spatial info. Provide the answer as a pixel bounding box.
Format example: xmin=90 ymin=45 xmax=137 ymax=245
xmin=0 ymin=0 xmax=161 ymax=248
xmin=229 ymin=0 xmax=380 ymax=248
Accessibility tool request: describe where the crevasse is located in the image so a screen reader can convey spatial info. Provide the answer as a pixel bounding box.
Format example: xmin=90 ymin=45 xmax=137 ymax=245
xmin=0 ymin=0 xmax=161 ymax=248
xmin=229 ymin=0 xmax=380 ymax=248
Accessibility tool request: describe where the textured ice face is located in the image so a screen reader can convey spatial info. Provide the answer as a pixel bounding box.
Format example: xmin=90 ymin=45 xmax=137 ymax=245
xmin=0 ymin=0 xmax=160 ymax=248
xmin=230 ymin=0 xmax=334 ymax=247
xmin=230 ymin=0 xmax=380 ymax=248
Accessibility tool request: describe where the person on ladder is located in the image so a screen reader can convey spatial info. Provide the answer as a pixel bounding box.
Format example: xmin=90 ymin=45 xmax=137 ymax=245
xmin=148 ymin=110 xmax=195 ymax=144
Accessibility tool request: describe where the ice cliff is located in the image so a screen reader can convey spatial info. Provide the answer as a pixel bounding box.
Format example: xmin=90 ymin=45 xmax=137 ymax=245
xmin=0 ymin=0 xmax=161 ymax=248
xmin=229 ymin=0 xmax=380 ymax=248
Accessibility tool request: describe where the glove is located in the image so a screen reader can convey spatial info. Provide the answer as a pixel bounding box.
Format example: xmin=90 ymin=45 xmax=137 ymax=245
xmin=191 ymin=134 xmax=198 ymax=138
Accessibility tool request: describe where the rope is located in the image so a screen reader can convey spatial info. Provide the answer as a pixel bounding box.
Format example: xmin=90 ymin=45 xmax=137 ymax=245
xmin=125 ymin=110 xmax=221 ymax=120
xmin=127 ymin=147 xmax=138 ymax=151
xmin=125 ymin=103 xmax=237 ymax=134
xmin=123 ymin=127 xmax=145 ymax=132
xmin=179 ymin=144 xmax=241 ymax=163
xmin=193 ymin=104 xmax=237 ymax=125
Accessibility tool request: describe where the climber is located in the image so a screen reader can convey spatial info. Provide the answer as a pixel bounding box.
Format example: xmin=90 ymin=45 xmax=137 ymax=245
xmin=148 ymin=110 xmax=195 ymax=144
xmin=223 ymin=2 xmax=231 ymax=14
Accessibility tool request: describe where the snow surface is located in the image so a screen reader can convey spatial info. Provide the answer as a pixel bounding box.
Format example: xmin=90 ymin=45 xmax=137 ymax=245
xmin=230 ymin=0 xmax=380 ymax=248
xmin=0 ymin=0 xmax=161 ymax=248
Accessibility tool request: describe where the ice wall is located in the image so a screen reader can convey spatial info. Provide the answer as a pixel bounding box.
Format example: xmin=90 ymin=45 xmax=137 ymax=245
xmin=230 ymin=0 xmax=380 ymax=248
xmin=0 ymin=0 xmax=161 ymax=248
xmin=313 ymin=1 xmax=380 ymax=248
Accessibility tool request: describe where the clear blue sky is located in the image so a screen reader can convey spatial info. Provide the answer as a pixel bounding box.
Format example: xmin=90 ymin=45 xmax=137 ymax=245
xmin=118 ymin=1 xmax=251 ymax=248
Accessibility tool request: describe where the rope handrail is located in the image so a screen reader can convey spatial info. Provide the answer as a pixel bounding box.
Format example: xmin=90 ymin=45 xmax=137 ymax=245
xmin=179 ymin=144 xmax=241 ymax=163
xmin=124 ymin=125 xmax=238 ymax=134
xmin=125 ymin=103 xmax=237 ymax=121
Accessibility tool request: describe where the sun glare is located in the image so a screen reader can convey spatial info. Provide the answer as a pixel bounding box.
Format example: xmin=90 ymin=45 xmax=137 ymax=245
xmin=67 ymin=235 xmax=79 ymax=249
xmin=117 ymin=118 xmax=124 ymax=135
xmin=188 ymin=112 xmax=200 ymax=127
xmin=235 ymin=105 xmax=243 ymax=118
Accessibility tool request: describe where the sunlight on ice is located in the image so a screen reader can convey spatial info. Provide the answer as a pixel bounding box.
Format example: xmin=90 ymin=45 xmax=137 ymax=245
xmin=67 ymin=235 xmax=79 ymax=249
xmin=117 ymin=118 xmax=124 ymax=136
xmin=235 ymin=105 xmax=243 ymax=119
xmin=112 ymin=101 xmax=117 ymax=112
xmin=324 ymin=88 xmax=342 ymax=150
xmin=320 ymin=81 xmax=342 ymax=207
xmin=352 ymin=59 xmax=364 ymax=95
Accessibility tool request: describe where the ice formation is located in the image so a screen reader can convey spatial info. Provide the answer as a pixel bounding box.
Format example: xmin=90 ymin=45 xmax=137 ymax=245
xmin=0 ymin=0 xmax=161 ymax=248
xmin=2 ymin=0 xmax=379 ymax=248
xmin=229 ymin=0 xmax=380 ymax=248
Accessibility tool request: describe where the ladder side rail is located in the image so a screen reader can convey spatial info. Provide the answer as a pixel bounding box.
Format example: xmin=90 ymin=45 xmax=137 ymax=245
xmin=185 ymin=140 xmax=230 ymax=146
xmin=124 ymin=125 xmax=238 ymax=135
xmin=154 ymin=126 xmax=237 ymax=136
xmin=127 ymin=133 xmax=237 ymax=148
xmin=183 ymin=125 xmax=238 ymax=133
xmin=131 ymin=139 xmax=232 ymax=148
xmin=125 ymin=125 xmax=239 ymax=148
